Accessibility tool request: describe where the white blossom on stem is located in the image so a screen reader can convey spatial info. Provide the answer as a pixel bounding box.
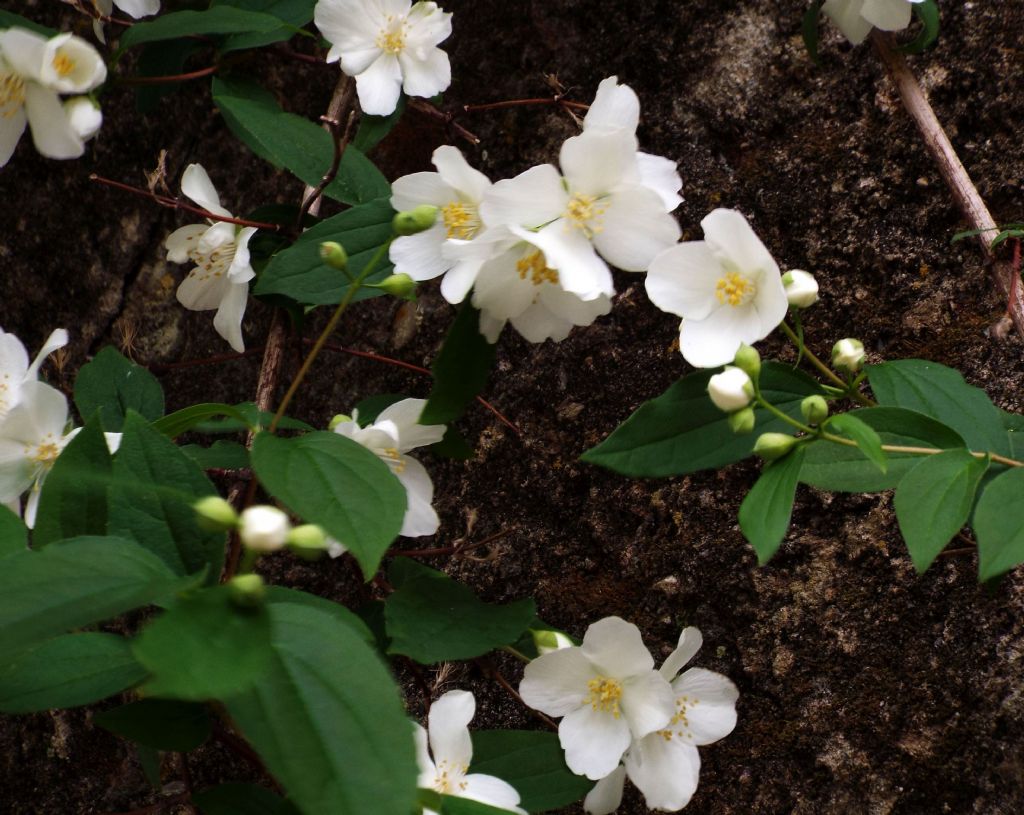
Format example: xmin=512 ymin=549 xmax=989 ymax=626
xmin=0 ymin=327 xmax=67 ymax=421
xmin=238 ymin=505 xmax=291 ymax=552
xmin=89 ymin=0 xmax=161 ymax=42
xmin=822 ymin=0 xmax=925 ymax=45
xmin=707 ymin=366 xmax=753 ymax=413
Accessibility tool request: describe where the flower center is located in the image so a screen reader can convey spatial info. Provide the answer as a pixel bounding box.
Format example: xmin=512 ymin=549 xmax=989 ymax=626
xmin=0 ymin=73 xmax=26 ymax=119
xmin=376 ymin=17 xmax=407 ymax=54
xmin=516 ymin=251 xmax=559 ymax=286
xmin=441 ymin=201 xmax=479 ymax=240
xmin=657 ymin=692 xmax=699 ymax=742
xmin=564 ymin=193 xmax=606 ymax=239
xmin=52 ymin=52 xmax=76 ymax=78
xmin=715 ymin=271 xmax=756 ymax=307
xmin=433 ymin=759 xmax=469 ymax=794
xmin=585 ymin=676 xmax=623 ymax=717
xmin=188 ymin=240 xmax=239 ymax=280
xmin=378 ymin=447 xmax=406 ymax=474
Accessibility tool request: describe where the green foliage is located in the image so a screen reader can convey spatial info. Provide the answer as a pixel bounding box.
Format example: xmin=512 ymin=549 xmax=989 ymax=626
xmin=581 ymin=363 xmax=824 ymax=477
xmin=738 ymin=446 xmax=806 ymax=565
xmin=213 ymin=0 xmax=316 ymax=53
xmin=826 ymin=413 xmax=887 ymax=473
xmin=119 ymin=6 xmax=286 ymax=51
xmin=899 ymin=0 xmax=940 ymax=54
xmin=152 ymin=403 xmax=257 ymax=437
xmin=74 ymin=347 xmax=164 ymax=432
xmin=893 ymin=449 xmax=989 ymax=573
xmin=1002 ymin=410 xmax=1024 ymax=460
xmin=353 ymin=98 xmax=407 ymax=153
xmin=385 ymin=558 xmax=536 ymax=663
xmin=181 ymin=440 xmax=250 ymax=471
xmin=0 ymin=10 xmax=56 ymax=36
xmin=224 ymin=603 xmax=418 ymax=815
xmin=801 ymin=1 xmax=824 ymax=65
xmin=0 ymin=505 xmax=26 ymax=556
xmin=263 ymin=586 xmax=375 ymax=645
xmin=133 ymin=586 xmax=273 ymax=700
xmin=0 ymin=633 xmax=146 ymax=714
xmin=94 ymin=699 xmax=213 ymax=752
xmin=192 ymin=783 xmax=301 ymax=815
xmin=972 ymin=468 xmax=1024 ymax=581
xmin=185 ymin=402 xmax=313 ymax=434
xmin=134 ymin=39 xmax=203 ymax=113
xmin=420 ymin=303 xmax=497 ymax=426
xmin=251 ymin=431 xmax=406 ymax=578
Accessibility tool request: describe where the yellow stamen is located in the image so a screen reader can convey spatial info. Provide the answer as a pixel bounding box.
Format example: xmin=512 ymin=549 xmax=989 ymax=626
xmin=564 ymin=193 xmax=606 ymax=238
xmin=441 ymin=201 xmax=479 ymax=240
xmin=52 ymin=53 xmax=76 ymax=78
xmin=584 ymin=676 xmax=623 ymax=718
xmin=379 ymin=447 xmax=406 ymax=474
xmin=375 ymin=18 xmax=407 ymax=55
xmin=516 ymin=251 xmax=559 ymax=286
xmin=715 ymin=272 xmax=756 ymax=307
xmin=0 ymin=73 xmax=26 ymax=119
xmin=32 ymin=442 xmax=61 ymax=466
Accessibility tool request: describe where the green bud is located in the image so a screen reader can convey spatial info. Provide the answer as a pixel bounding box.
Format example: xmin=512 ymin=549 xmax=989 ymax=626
xmin=319 ymin=241 xmax=348 ymax=270
xmin=377 ymin=273 xmax=417 ymax=300
xmin=193 ymin=495 xmax=239 ymax=532
xmin=732 ymin=343 xmax=761 ymax=380
xmin=531 ymin=629 xmax=574 ymax=655
xmin=800 ymin=395 xmax=829 ymax=425
xmin=753 ymin=432 xmax=798 ymax=462
xmin=228 ymin=573 xmax=266 ymax=608
xmin=728 ymin=406 xmax=756 ymax=434
xmin=392 ymin=204 xmax=438 ymax=236
xmin=328 ymin=413 xmax=352 ymax=431
xmin=287 ymin=524 xmax=329 ymax=560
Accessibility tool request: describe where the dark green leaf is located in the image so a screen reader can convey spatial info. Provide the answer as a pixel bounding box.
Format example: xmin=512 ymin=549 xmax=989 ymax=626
xmin=94 ymin=699 xmax=212 ymax=752
xmin=439 ymin=796 xmax=522 ymax=815
xmin=420 ymin=303 xmax=496 ymax=426
xmin=152 ymin=403 xmax=257 ymax=437
xmin=1002 ymin=410 xmax=1024 ymax=461
xmin=0 ymin=505 xmax=26 ymax=557
xmin=353 ymin=98 xmax=406 ymax=153
xmin=582 ymin=363 xmax=825 ymax=477
xmin=801 ymin=1 xmax=823 ymax=65
xmin=738 ymin=446 xmax=806 ymax=565
xmin=894 ymin=449 xmax=989 ymax=573
xmin=974 ymin=468 xmax=1024 ymax=581
xmin=193 ymin=783 xmax=301 ymax=815
xmin=899 ymin=0 xmax=940 ymax=54
xmin=137 ymin=744 xmax=163 ymax=787
xmin=214 ymin=0 xmax=316 ymax=53
xmin=181 ymin=440 xmax=250 ymax=471
xmin=74 ymin=347 xmax=164 ymax=432
xmin=224 ymin=604 xmax=418 ymax=815
xmin=0 ymin=633 xmax=147 ymax=714
xmin=251 ymin=431 xmax=406 ymax=578
xmin=385 ymin=558 xmax=536 ymax=663
xmin=254 ymin=198 xmax=395 ymax=306
xmin=827 ymin=412 xmax=887 ymax=473
xmin=0 ymin=11 xmax=56 ymax=36
xmin=188 ymin=402 xmax=312 ymax=434
xmin=263 ymin=586 xmax=375 ymax=645
xmin=135 ymin=39 xmax=203 ymax=113
xmin=119 ymin=6 xmax=286 ymax=50
xmin=471 ymin=730 xmax=593 ymax=813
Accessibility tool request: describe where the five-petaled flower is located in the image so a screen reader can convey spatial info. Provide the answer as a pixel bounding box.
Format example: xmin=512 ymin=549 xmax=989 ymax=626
xmin=822 ymin=0 xmax=926 ymax=45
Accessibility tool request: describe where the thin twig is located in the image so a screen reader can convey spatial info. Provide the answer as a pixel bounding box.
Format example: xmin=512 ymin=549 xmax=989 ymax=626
xmin=296 ymin=110 xmax=356 ymax=231
xmin=407 ymin=98 xmax=481 ymax=145
xmin=461 ymin=96 xmax=589 ymax=113
xmin=121 ymin=65 xmax=219 ymax=85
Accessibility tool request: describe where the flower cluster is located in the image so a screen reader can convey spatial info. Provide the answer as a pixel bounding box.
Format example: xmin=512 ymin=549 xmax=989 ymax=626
xmin=0 ymin=27 xmax=106 ymax=167
xmin=823 ymin=0 xmax=926 ymax=45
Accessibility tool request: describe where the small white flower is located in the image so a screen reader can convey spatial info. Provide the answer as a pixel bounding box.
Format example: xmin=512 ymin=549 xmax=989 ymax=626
xmin=416 ymin=690 xmax=526 ymax=815
xmin=822 ymin=0 xmax=925 ymax=45
xmin=314 ymin=0 xmax=452 ymax=116
xmin=782 ymin=269 xmax=819 ymax=309
xmin=519 ymin=616 xmax=676 ymax=780
xmin=165 ymin=164 xmax=257 ymax=353
xmin=645 ymin=208 xmax=788 ymax=369
xmin=332 ymin=398 xmax=445 ymax=537
xmin=239 ymin=505 xmax=291 ymax=552
xmin=0 ymin=327 xmax=67 ymax=421
xmin=832 ymin=338 xmax=865 ymax=372
xmin=90 ymin=0 xmax=161 ymax=42
xmin=707 ymin=367 xmax=753 ymax=413
xmin=63 ymin=96 xmax=102 ymax=141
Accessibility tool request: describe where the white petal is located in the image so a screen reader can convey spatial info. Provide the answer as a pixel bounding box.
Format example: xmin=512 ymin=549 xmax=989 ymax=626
xmin=519 ymin=647 xmax=594 ymax=717
xmin=472 ymin=251 xmax=537 ymax=321
xmin=591 ymin=186 xmax=681 ymax=272
xmin=537 ymin=286 xmax=612 ymax=328
xmin=338 ymin=46 xmax=383 ymax=74
xmin=24 ymin=84 xmax=83 ymax=160
xmin=701 ymin=209 xmax=780 ymax=283
xmin=428 ymin=689 xmax=474 ymax=770
xmin=510 ymin=302 xmax=571 ymax=343
xmin=460 ymin=774 xmax=526 ymax=814
xmin=583 ymin=76 xmax=639 ymax=134
xmin=559 ymin=704 xmax=632 ymax=780
xmin=315 ymin=0 xmax=382 ymax=50
xmin=390 ymin=171 xmax=455 ymax=211
xmin=623 ymin=733 xmax=701 ymax=812
xmin=25 ymin=328 xmax=69 ymax=382
xmin=181 ymin=164 xmax=231 ymax=218
xmin=398 ymin=47 xmax=451 ymax=100
xmin=63 ymin=96 xmax=102 ymax=141
xmin=645 ymin=242 xmax=722 ymax=321
xmin=0 ymin=332 xmax=30 ymax=384
xmin=405 ymin=1 xmax=453 ymax=49
xmin=478 ymin=311 xmax=505 ymax=343
xmin=620 ymin=671 xmax=676 ymax=739
xmin=672 ymin=668 xmax=739 ymax=745
xmin=822 ymin=0 xmax=874 ymax=44
xmin=678 ymin=304 xmax=763 ymax=369
xmin=355 ymin=53 xmax=403 ymax=116
xmin=413 ymin=722 xmax=438 ymax=786
xmin=39 ymin=34 xmax=106 ymax=93
xmin=23 ymin=482 xmax=42 ymax=529
xmin=0 ymin=104 xmax=27 ymax=168
xmin=752 ymin=269 xmax=790 ymax=339
xmin=229 ymin=228 xmax=257 ymax=282
xmin=103 ymin=432 xmax=122 ymax=455
xmin=861 ymin=0 xmax=914 ymax=31
xmin=636 ymin=152 xmax=683 ymax=212
xmin=377 ymin=399 xmax=445 ymax=451
xmin=440 ymin=255 xmax=483 ymax=303
xmin=177 ymin=266 xmax=229 ymax=312
xmin=515 ymin=225 xmax=613 ymax=300
xmin=660 ymin=627 xmax=703 ymax=680
xmin=559 ymin=130 xmax=639 ymax=197
xmin=581 ymin=617 xmax=656 ymax=677
xmin=479 ymin=165 xmax=566 ymax=229
xmin=165 ymin=224 xmax=207 ymax=263
xmin=0 ymin=439 xmax=34 ymax=502
xmin=390 ymin=228 xmax=449 ymax=281
xmin=396 ymin=456 xmax=438 ymax=537
xmin=583 ymin=764 xmax=626 ymax=815
xmin=197 ymin=221 xmax=236 ymax=255
xmin=433 ymin=145 xmax=491 ymax=202
xmin=114 ymin=0 xmax=160 ymax=17
xmin=0 ymin=29 xmax=47 ymax=80
xmin=212 ymin=279 xmax=249 ymax=353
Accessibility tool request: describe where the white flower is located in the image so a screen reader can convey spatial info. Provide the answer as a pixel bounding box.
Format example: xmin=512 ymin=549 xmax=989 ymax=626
xmin=0 ymin=28 xmax=106 ymax=167
xmin=518 ymin=616 xmax=676 ymax=780
xmin=832 ymin=338 xmax=865 ymax=372
xmin=416 ymin=690 xmax=526 ymax=815
xmin=0 ymin=327 xmax=67 ymax=421
xmin=822 ymin=0 xmax=925 ymax=45
xmin=90 ymin=0 xmax=161 ymax=43
xmin=389 ymin=145 xmax=492 ymax=301
xmin=331 ymin=398 xmax=445 ymax=537
xmin=314 ymin=0 xmax=452 ymax=116
xmin=782 ymin=269 xmax=819 ymax=309
xmin=165 ymin=164 xmax=257 ymax=353
xmin=707 ymin=367 xmax=753 ymax=413
xmin=584 ymin=628 xmax=739 ymax=814
xmin=63 ymin=96 xmax=102 ymax=141
xmin=238 ymin=505 xmax=291 ymax=552
xmin=645 ymin=208 xmax=788 ymax=369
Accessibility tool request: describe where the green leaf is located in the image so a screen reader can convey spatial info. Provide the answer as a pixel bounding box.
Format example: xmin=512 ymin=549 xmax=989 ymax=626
xmin=224 ymin=604 xmax=418 ymax=815
xmin=193 ymin=783 xmax=301 ymax=815
xmin=74 ymin=347 xmax=164 ymax=432
xmin=187 ymin=402 xmax=312 ymax=434
xmin=867 ymin=360 xmax=1009 ymax=457
xmin=581 ymin=363 xmax=824 ymax=477
xmin=899 ymin=0 xmax=940 ymax=54
xmin=827 ymin=413 xmax=887 ymax=473
xmin=212 ymin=76 xmax=389 ymax=206
xmin=385 ymin=558 xmax=536 ymax=663
xmin=974 ymin=468 xmax=1024 ymax=581
xmin=420 ymin=303 xmax=497 ymax=425
xmin=894 ymin=449 xmax=989 ymax=573
xmin=108 ymin=412 xmax=225 ymax=580
xmin=738 ymin=446 xmax=806 ymax=565
xmin=251 ymin=431 xmax=406 ymax=578
xmin=0 ymin=633 xmax=147 ymax=714
xmin=0 ymin=536 xmax=199 ymax=655
xmin=181 ymin=440 xmax=250 ymax=471
xmin=1002 ymin=410 xmax=1024 ymax=461
xmin=0 ymin=11 xmax=56 ymax=36
xmin=470 ymin=730 xmax=593 ymax=813
xmin=800 ymin=407 xmax=965 ymax=492
xmin=135 ymin=39 xmax=203 ymax=114
xmin=152 ymin=402 xmax=257 ymax=437
xmin=213 ymin=0 xmax=316 ymax=53
xmin=438 ymin=796 xmax=522 ymax=815
xmin=0 ymin=505 xmax=26 ymax=557
xmin=254 ymin=199 xmax=395 ymax=306
xmin=119 ymin=6 xmax=286 ymax=50
xmin=137 ymin=744 xmax=162 ymax=787
xmin=263 ymin=586 xmax=375 ymax=645
xmin=94 ymin=699 xmax=212 ymax=752
xmin=353 ymin=98 xmax=406 ymax=153
xmin=133 ymin=586 xmax=273 ymax=700
xmin=33 ymin=418 xmax=112 ymax=547
xmin=801 ymin=1 xmax=823 ymax=65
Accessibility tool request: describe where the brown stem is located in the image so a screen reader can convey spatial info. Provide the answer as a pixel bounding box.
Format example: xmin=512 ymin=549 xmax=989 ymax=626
xmin=296 ymin=107 xmax=356 ymax=231
xmin=407 ymin=99 xmax=481 ymax=145
xmin=461 ymin=97 xmax=589 ymax=113
xmin=871 ymin=31 xmax=1024 ymax=341
xmin=479 ymin=660 xmax=558 ymax=730
xmin=121 ymin=65 xmax=219 ymax=85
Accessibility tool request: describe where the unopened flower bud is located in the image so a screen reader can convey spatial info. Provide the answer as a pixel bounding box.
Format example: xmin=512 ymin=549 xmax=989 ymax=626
xmin=64 ymin=97 xmax=102 ymax=141
xmin=832 ymin=338 xmax=865 ymax=373
xmin=228 ymin=573 xmax=266 ymax=608
xmin=326 ymin=538 xmax=349 ymax=559
xmin=328 ymin=413 xmax=352 ymax=431
xmin=239 ymin=505 xmax=291 ymax=552
xmin=531 ymin=629 xmax=575 ymax=655
xmin=377 ymin=273 xmax=417 ymax=300
xmin=753 ymin=432 xmax=798 ymax=462
xmin=782 ymin=269 xmax=819 ymax=308
xmin=728 ymin=406 xmax=756 ymax=435
xmin=392 ymin=204 xmax=438 ymax=236
xmin=319 ymin=241 xmax=348 ymax=270
xmin=732 ymin=343 xmax=761 ymax=380
xmin=707 ymin=366 xmax=754 ymax=413
xmin=287 ymin=524 xmax=328 ymax=560
xmin=801 ymin=395 xmax=829 ymax=425
xmin=194 ymin=495 xmax=239 ymax=532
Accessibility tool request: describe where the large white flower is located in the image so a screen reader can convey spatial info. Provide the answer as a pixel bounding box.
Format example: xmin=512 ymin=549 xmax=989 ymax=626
xmin=314 ymin=0 xmax=452 ymax=116
xmin=645 ymin=208 xmax=788 ymax=368
xmin=0 ymin=327 xmax=67 ymax=421
xmin=389 ymin=145 xmax=492 ymax=300
xmin=165 ymin=164 xmax=257 ymax=353
xmin=822 ymin=0 xmax=925 ymax=45
xmin=519 ymin=616 xmax=676 ymax=780
xmin=415 ymin=690 xmax=526 ymax=815
xmin=0 ymin=28 xmax=106 ymax=167
xmin=584 ymin=627 xmax=739 ymax=814
xmin=331 ymin=398 xmax=445 ymax=537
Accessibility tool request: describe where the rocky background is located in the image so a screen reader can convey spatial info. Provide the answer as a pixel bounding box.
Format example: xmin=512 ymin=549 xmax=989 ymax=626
xmin=1 ymin=0 xmax=1023 ymax=812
